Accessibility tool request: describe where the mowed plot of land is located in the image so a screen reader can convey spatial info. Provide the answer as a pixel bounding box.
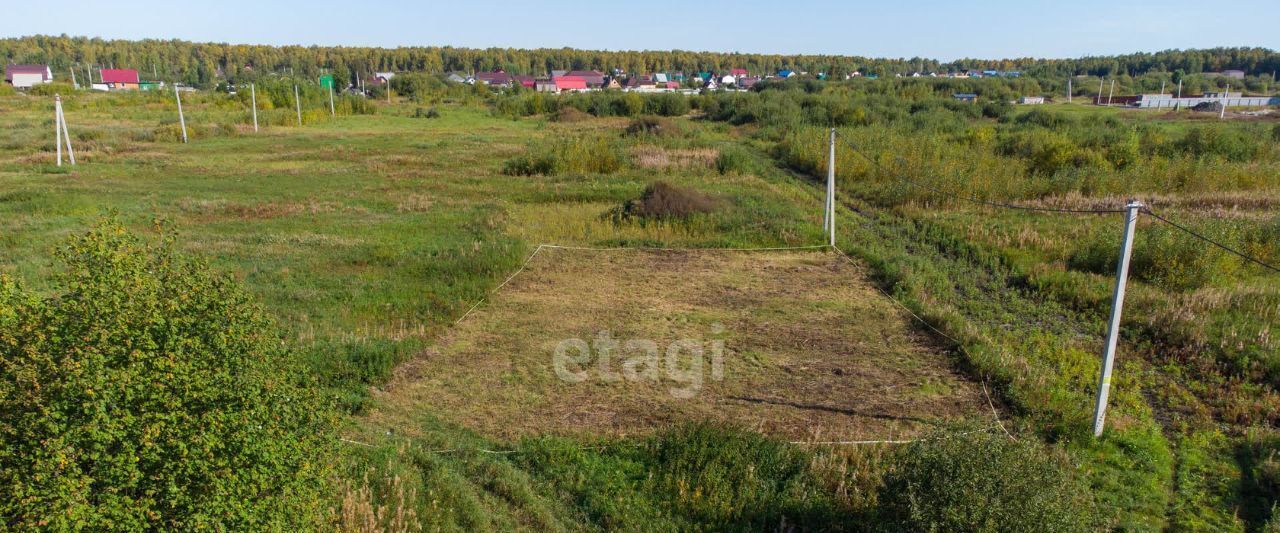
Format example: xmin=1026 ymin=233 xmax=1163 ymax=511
xmin=368 ymin=247 xmax=989 ymax=442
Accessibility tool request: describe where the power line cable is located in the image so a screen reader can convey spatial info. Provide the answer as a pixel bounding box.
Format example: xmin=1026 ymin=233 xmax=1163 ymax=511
xmin=1142 ymin=208 xmax=1280 ymax=274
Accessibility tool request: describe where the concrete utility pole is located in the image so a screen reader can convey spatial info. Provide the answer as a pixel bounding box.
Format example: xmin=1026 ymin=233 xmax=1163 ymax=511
xmin=70 ymin=68 xmax=77 ymax=89
xmin=1220 ymin=84 xmax=1230 ymax=119
xmin=1097 ymin=78 xmax=1105 ymax=105
xmin=824 ymin=128 xmax=836 ymax=246
xmin=328 ymin=82 xmax=336 ymax=116
xmin=1067 ymin=77 xmax=1072 ymax=102
xmin=174 ymin=85 xmax=188 ymax=144
xmin=1092 ymin=200 xmax=1143 ymax=437
xmin=250 ymin=83 xmax=259 ymax=132
xmin=55 ymin=95 xmax=63 ymax=166
xmin=58 ymin=96 xmax=74 ymax=165
xmin=1160 ymin=80 xmax=1166 ymax=95
xmin=1107 ymin=79 xmax=1115 ymax=106
xmin=1177 ymin=79 xmax=1183 ymax=98
xmin=294 ymin=84 xmax=303 ymax=126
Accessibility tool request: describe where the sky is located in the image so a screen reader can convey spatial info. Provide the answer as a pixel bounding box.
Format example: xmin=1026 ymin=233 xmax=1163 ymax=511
xmin=8 ymin=0 xmax=1278 ymax=61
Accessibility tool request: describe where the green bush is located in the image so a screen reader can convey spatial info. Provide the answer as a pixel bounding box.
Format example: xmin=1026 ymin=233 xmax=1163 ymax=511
xmin=714 ymin=145 xmax=760 ymax=175
xmin=1131 ymin=223 xmax=1239 ymax=291
xmin=877 ymin=431 xmax=1101 ymax=532
xmin=502 ymin=137 xmax=624 ymax=176
xmin=0 ymin=221 xmax=333 ymax=529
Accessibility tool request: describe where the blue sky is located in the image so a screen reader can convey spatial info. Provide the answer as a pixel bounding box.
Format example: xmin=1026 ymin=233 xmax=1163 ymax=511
xmin=9 ymin=0 xmax=1278 ymax=60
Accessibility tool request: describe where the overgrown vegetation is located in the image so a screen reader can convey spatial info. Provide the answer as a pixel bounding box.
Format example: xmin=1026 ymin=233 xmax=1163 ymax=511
xmin=0 ymin=222 xmax=334 ymax=529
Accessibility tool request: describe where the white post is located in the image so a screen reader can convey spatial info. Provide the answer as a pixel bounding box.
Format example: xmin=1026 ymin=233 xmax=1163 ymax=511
xmin=55 ymin=95 xmax=63 ymax=166
xmin=1220 ymin=84 xmax=1230 ymax=119
xmin=174 ymin=85 xmax=188 ymax=143
xmin=58 ymin=99 xmax=75 ymax=165
xmin=295 ymin=84 xmax=302 ymax=126
xmin=250 ymin=83 xmax=259 ymax=132
xmin=1160 ymin=80 xmax=1165 ymax=95
xmin=1097 ymin=78 xmax=1104 ymax=105
xmin=1067 ymin=77 xmax=1072 ymax=103
xmin=1107 ymin=79 xmax=1115 ymax=106
xmin=328 ymin=82 xmax=335 ymax=116
xmin=1177 ymin=79 xmax=1183 ymax=98
xmin=826 ymin=128 xmax=836 ymax=246
xmin=1092 ymin=200 xmax=1143 ymax=437
xmin=70 ymin=68 xmax=78 ymax=89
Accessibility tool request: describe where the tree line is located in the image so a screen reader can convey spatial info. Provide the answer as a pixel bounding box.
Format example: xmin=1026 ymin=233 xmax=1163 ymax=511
xmin=2 ymin=35 xmax=1276 ymax=90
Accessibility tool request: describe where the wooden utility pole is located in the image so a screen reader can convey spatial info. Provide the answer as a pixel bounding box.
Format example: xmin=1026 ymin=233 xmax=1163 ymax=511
xmin=1093 ymin=200 xmax=1142 ymax=437
xmin=174 ymin=85 xmax=188 ymax=143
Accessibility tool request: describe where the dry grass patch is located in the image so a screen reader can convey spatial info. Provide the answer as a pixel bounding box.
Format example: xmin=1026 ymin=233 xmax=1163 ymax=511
xmin=368 ymin=249 xmax=987 ymax=443
xmin=630 ymin=145 xmax=718 ymax=170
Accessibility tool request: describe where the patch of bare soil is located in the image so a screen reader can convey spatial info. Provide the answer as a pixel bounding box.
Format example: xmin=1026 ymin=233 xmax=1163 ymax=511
xmin=368 ymin=249 xmax=987 ymax=442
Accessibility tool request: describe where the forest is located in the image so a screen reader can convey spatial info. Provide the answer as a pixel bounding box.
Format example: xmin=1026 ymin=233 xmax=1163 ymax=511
xmin=2 ymin=34 xmax=1278 ymax=90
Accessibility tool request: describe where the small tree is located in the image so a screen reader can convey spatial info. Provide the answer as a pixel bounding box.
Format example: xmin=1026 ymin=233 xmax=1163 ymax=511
xmin=0 ymin=221 xmax=334 ymax=529
xmin=877 ymin=431 xmax=1102 ymax=532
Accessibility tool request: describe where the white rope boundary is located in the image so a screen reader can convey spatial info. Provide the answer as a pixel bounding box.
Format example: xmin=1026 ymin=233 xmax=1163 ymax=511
xmin=343 ymin=241 xmax=1017 ymax=453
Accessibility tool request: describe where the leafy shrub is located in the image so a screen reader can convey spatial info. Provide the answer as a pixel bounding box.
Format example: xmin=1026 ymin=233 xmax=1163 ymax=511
xmin=1175 ymin=126 xmax=1260 ymax=161
xmin=877 ymin=431 xmax=1101 ymax=532
xmin=0 ymin=222 xmax=333 ymax=529
xmin=413 ymin=106 xmax=441 ymax=118
xmin=28 ymin=82 xmax=77 ymax=96
xmin=641 ymin=423 xmax=847 ymax=528
xmin=607 ymin=181 xmax=720 ymax=222
xmin=502 ymin=137 xmax=624 ymax=176
xmin=714 ymin=145 xmax=760 ymax=175
xmin=1130 ymin=222 xmax=1240 ymax=291
xmin=624 ymin=115 xmax=678 ymax=137
xmin=502 ymin=151 xmax=559 ymax=176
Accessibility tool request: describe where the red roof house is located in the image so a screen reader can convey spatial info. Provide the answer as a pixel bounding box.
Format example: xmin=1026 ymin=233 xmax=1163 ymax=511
xmin=101 ymin=69 xmax=140 ymax=89
xmin=730 ymin=68 xmax=749 ymax=77
xmin=553 ymin=76 xmax=588 ymax=92
xmin=513 ymin=75 xmax=536 ymax=88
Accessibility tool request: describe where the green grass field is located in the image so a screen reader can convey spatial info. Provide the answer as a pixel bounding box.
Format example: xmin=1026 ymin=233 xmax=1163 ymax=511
xmin=2 ymin=86 xmax=1278 ymax=530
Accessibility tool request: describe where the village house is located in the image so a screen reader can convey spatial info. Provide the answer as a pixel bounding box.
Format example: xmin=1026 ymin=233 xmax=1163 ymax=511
xmin=1223 ymin=70 xmax=1246 ymax=79
xmin=513 ymin=75 xmax=536 ymax=89
xmin=730 ymin=68 xmax=748 ymax=78
xmin=1018 ymin=96 xmax=1045 ymax=105
xmin=4 ymin=64 xmax=53 ymax=88
xmin=473 ymin=71 xmax=513 ymax=86
xmin=564 ymin=70 xmax=606 ymax=88
xmin=625 ymin=75 xmax=656 ymax=91
xmin=446 ymin=72 xmax=468 ymax=83
xmin=738 ymin=76 xmax=761 ymax=89
xmin=953 ymin=93 xmax=978 ymax=103
xmin=101 ymin=68 xmax=140 ymax=90
xmin=552 ymin=75 xmax=588 ymax=92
